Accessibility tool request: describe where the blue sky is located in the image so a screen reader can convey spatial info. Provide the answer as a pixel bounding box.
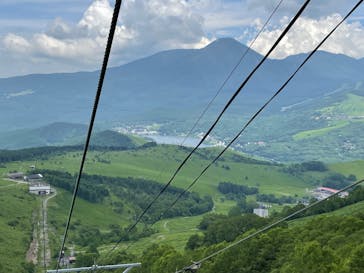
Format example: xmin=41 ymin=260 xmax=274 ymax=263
xmin=0 ymin=0 xmax=363 ymax=77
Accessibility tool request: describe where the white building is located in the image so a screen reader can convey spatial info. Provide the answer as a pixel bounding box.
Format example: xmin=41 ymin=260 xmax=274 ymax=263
xmin=253 ymin=208 xmax=269 ymax=218
xmin=29 ymin=183 xmax=51 ymax=195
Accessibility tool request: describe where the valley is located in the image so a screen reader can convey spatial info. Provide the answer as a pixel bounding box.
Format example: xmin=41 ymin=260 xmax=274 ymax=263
xmin=0 ymin=38 xmax=363 ymax=163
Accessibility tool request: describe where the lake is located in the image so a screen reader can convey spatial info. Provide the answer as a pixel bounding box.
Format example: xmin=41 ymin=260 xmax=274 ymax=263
xmin=142 ymin=135 xmax=211 ymax=147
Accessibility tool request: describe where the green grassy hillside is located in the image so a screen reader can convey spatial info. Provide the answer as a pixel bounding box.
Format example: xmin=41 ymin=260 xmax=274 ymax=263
xmin=1 ymin=144 xmax=362 ymax=271
xmin=4 ymin=145 xmax=312 ymax=197
xmin=234 ymin=88 xmax=364 ymax=162
xmin=329 ymin=160 xmax=364 ymax=178
xmin=290 ymin=199 xmax=364 ymax=227
xmin=0 ymin=180 xmax=38 ymax=272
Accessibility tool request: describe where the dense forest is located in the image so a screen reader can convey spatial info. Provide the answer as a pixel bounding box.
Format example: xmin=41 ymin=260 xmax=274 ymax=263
xmin=130 ymin=213 xmax=364 ymax=273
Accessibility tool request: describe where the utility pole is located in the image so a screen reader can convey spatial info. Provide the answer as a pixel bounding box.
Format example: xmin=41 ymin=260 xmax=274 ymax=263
xmin=46 ymin=263 xmax=141 ymax=273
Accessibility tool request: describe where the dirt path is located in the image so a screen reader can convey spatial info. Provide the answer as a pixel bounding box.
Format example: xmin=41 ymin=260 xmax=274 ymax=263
xmin=163 ymin=220 xmax=169 ymax=232
xmin=40 ymin=190 xmax=57 ymax=268
xmin=26 ymin=212 xmax=39 ymax=264
xmin=4 ymin=178 xmax=28 ymax=184
xmin=7 ymin=178 xmax=57 ymax=267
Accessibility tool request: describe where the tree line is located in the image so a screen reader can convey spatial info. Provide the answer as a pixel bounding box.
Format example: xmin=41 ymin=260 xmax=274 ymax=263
xmin=0 ymin=142 xmax=157 ymax=163
xmin=41 ymin=169 xmax=213 ymax=222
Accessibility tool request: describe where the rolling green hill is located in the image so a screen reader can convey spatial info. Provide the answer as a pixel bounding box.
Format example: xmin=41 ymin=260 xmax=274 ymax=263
xmin=0 ymin=122 xmax=147 ymax=150
xmin=1 ymin=144 xmax=363 ymax=272
xmin=0 ymin=180 xmax=38 ymax=272
xmin=236 ymin=86 xmax=364 ymax=162
xmin=3 ymin=145 xmax=313 ymax=197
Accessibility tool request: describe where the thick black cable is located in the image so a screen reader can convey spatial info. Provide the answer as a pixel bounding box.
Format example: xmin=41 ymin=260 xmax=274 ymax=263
xmin=100 ymin=0 xmax=310 ymax=260
xmin=180 ymin=0 xmax=284 ymax=146
xmin=121 ymin=0 xmax=311 ymax=240
xmin=176 ymin=178 xmax=364 ymax=272
xmin=96 ymin=1 xmax=285 ymax=259
xmin=175 ymin=2 xmax=363 ymax=271
xmin=159 ymin=0 xmax=363 ymax=219
xmin=55 ymin=0 xmax=122 ymax=271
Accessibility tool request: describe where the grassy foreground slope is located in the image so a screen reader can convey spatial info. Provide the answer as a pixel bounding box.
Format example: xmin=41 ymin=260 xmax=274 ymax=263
xmin=0 ymin=180 xmax=38 ymax=272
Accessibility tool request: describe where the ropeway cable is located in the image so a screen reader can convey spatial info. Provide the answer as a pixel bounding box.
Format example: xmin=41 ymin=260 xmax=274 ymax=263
xmin=175 ymin=2 xmax=363 ymax=271
xmin=176 ymin=177 xmax=364 ymax=272
xmin=55 ymin=1 xmax=123 ymax=272
xmin=180 ymin=0 xmax=284 ymax=146
xmin=97 ymin=0 xmax=311 ymax=262
xmin=157 ymin=0 xmax=364 ymax=222
xmin=120 ymin=0 xmax=311 ymax=241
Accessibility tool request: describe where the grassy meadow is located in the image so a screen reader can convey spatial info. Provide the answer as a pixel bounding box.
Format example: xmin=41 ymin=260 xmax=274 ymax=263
xmin=1 ymin=144 xmax=363 ymax=270
xmin=0 ymin=180 xmax=38 ymax=272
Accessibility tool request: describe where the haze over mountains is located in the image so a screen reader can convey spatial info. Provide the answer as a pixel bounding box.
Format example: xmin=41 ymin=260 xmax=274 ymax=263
xmin=0 ymin=38 xmax=363 ymax=161
xmin=1 ymin=38 xmax=363 ymax=129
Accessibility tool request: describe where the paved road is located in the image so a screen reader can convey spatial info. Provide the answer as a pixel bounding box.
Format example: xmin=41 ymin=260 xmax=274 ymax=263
xmin=40 ymin=190 xmax=57 ymax=268
xmin=5 ymin=177 xmax=57 ymax=267
xmin=4 ymin=178 xmax=29 ymax=184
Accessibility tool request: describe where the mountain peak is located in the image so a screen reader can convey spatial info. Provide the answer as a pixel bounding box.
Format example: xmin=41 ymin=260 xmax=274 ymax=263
xmin=204 ymin=38 xmax=246 ymax=50
xmin=202 ymin=38 xmax=261 ymax=60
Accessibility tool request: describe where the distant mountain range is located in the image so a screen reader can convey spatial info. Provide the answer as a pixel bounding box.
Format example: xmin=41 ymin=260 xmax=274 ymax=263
xmin=0 ymin=38 xmax=363 ymax=161
xmin=0 ymin=38 xmax=363 ymax=131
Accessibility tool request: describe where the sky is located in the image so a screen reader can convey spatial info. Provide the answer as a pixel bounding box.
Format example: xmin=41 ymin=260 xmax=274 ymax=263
xmin=0 ymin=0 xmax=363 ymax=77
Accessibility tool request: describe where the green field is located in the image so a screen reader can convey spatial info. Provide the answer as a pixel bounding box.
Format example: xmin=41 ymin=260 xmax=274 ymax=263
xmin=320 ymin=93 xmax=364 ymax=116
xmin=293 ymin=120 xmax=349 ymax=140
xmin=102 ymin=215 xmax=205 ymax=256
xmin=4 ymin=145 xmax=312 ymax=197
xmin=329 ymin=160 xmax=364 ymax=178
xmin=0 ymin=180 xmax=38 ymax=272
xmin=2 ymin=144 xmax=362 ymax=271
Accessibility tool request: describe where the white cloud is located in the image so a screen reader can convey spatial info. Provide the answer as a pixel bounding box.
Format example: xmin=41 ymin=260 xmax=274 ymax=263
xmin=0 ymin=0 xmax=211 ymax=77
xmin=1 ymin=0 xmax=363 ymax=77
xmin=3 ymin=33 xmax=32 ymax=53
xmin=250 ymin=14 xmax=364 ymax=59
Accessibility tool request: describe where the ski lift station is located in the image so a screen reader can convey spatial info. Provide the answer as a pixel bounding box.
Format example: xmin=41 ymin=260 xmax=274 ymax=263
xmin=29 ymin=183 xmax=51 ymax=195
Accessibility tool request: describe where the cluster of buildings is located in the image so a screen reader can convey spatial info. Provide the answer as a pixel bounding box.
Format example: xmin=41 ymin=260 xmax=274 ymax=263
xmin=253 ymin=186 xmax=350 ymax=218
xmin=7 ymin=171 xmax=52 ymax=195
xmin=312 ymin=186 xmax=348 ymax=201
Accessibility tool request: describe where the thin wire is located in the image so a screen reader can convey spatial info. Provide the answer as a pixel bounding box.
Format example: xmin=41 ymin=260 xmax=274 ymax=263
xmin=175 ymin=2 xmax=364 ymax=270
xmin=180 ymin=0 xmax=284 ymax=146
xmin=132 ymin=0 xmax=285 ymax=219
xmin=99 ymin=1 xmax=310 ymax=261
xmin=177 ymin=178 xmax=364 ymax=272
xmin=158 ymin=0 xmax=363 ymax=220
xmin=55 ymin=0 xmax=123 ymax=271
xmin=96 ymin=1 xmax=286 ymax=260
xmin=120 ymin=0 xmax=311 ymax=242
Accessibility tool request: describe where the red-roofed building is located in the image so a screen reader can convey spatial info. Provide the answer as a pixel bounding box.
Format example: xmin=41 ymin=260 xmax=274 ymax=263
xmin=312 ymin=186 xmax=348 ymax=200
